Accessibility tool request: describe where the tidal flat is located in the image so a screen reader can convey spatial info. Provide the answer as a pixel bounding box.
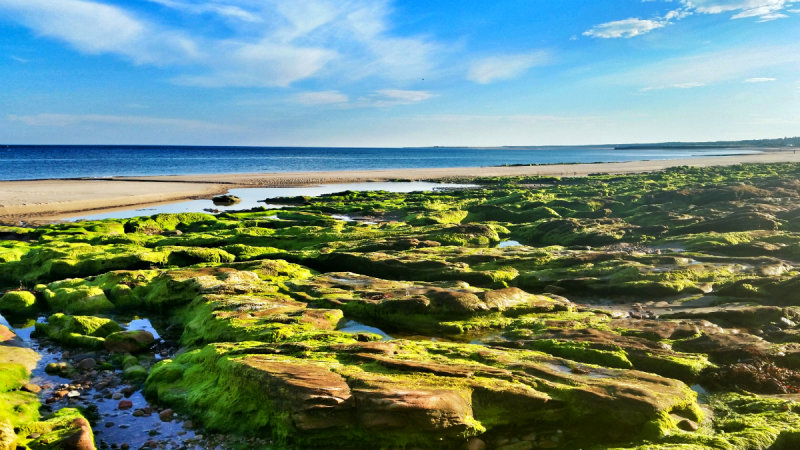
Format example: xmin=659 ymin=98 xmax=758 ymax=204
xmin=4 ymin=163 xmax=800 ymax=449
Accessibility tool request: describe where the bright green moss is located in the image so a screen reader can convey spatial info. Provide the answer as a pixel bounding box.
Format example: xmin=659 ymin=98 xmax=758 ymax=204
xmin=0 ymin=290 xmax=36 ymax=315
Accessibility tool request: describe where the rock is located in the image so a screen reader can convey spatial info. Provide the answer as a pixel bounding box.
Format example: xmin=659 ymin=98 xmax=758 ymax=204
xmin=159 ymin=408 xmax=174 ymax=422
xmin=67 ymin=390 xmax=81 ymax=398
xmin=118 ymin=400 xmax=133 ymax=410
xmin=35 ymin=314 xmax=123 ymax=349
xmin=677 ymin=418 xmax=699 ymax=432
xmin=104 ymin=330 xmax=155 ymax=353
xmin=21 ymin=383 xmax=41 ymax=394
xmin=59 ymin=417 xmax=95 ymax=450
xmin=76 ymin=358 xmax=97 ymax=370
xmin=212 ymin=194 xmax=241 ymax=206
xmin=112 ymin=392 xmax=123 ymax=400
xmin=0 ymin=290 xmax=36 ymax=315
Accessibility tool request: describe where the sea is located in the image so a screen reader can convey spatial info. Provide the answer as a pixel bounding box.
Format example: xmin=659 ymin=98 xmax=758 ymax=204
xmin=0 ymin=145 xmax=764 ymax=181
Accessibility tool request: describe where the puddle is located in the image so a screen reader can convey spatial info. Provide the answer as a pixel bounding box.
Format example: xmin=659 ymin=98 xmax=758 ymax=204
xmin=338 ymin=320 xmax=393 ymax=341
xmin=497 ymin=240 xmax=522 ymax=248
xmin=68 ymin=182 xmax=477 ymax=221
xmin=330 ymin=214 xmax=379 ymax=225
xmin=125 ymin=318 xmax=161 ymax=340
xmin=0 ymin=312 xmax=220 ymax=449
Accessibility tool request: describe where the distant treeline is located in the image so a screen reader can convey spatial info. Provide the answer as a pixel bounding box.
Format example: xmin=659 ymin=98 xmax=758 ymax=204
xmin=615 ymin=136 xmax=800 ymax=150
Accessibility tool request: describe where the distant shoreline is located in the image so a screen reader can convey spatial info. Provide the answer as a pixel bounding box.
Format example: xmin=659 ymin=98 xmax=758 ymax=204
xmin=1 ymin=151 xmax=799 ymax=225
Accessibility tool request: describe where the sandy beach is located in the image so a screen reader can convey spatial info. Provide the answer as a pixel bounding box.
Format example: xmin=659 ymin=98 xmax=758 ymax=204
xmin=1 ymin=151 xmax=797 ymax=224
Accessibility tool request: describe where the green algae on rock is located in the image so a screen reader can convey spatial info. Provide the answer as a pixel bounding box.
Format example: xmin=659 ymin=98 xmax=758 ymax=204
xmin=6 ymin=163 xmax=800 ymax=448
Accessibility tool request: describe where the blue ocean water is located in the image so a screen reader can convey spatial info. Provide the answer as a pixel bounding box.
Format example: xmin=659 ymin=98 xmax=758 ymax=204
xmin=0 ymin=145 xmax=763 ymax=181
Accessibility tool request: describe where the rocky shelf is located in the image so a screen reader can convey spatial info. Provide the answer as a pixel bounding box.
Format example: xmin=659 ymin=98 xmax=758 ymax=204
xmin=4 ymin=163 xmax=800 ymax=448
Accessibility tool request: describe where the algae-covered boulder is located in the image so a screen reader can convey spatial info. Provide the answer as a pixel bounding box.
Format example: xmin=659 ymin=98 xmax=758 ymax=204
xmin=145 ymin=340 xmax=700 ymax=448
xmin=35 ymin=313 xmax=122 ymax=348
xmin=41 ymin=282 xmax=114 ymax=314
xmin=0 ymin=290 xmax=36 ymax=315
xmin=104 ymin=330 xmax=155 ymax=353
xmin=19 ymin=408 xmax=96 ymax=450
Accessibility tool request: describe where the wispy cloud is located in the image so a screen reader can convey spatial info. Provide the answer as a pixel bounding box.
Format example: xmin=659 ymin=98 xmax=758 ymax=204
xmin=687 ymin=0 xmax=795 ymax=21
xmin=583 ymin=18 xmax=667 ymax=39
xmin=641 ymin=82 xmax=706 ymax=91
xmin=7 ymin=113 xmax=241 ymax=131
xmin=586 ymin=1 xmax=796 ymax=39
xmin=146 ymin=0 xmax=262 ymax=22
xmin=364 ymin=89 xmax=434 ymax=107
xmin=744 ymin=77 xmax=777 ymax=82
xmin=10 ymin=55 xmax=29 ymax=63
xmin=0 ymin=0 xmax=440 ymax=87
xmin=467 ymin=52 xmax=548 ymax=84
xmin=293 ymin=90 xmax=349 ymax=105
xmin=596 ymin=43 xmax=800 ymax=90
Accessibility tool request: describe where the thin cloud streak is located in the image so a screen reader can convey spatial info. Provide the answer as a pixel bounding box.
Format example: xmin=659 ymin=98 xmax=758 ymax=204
xmin=468 ymin=52 xmax=548 ymax=83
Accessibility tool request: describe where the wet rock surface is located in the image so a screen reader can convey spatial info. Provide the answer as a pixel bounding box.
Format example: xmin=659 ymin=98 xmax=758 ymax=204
xmin=7 ymin=164 xmax=800 ymax=448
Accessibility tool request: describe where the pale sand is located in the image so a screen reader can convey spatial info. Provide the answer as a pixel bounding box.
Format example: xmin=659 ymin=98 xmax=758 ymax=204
xmin=2 ymin=151 xmax=798 ymax=223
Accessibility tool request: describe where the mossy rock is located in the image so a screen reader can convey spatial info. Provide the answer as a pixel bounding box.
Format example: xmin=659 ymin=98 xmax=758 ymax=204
xmin=42 ymin=284 xmax=114 ymax=314
xmin=35 ymin=313 xmax=122 ymax=349
xmin=0 ymin=290 xmax=36 ymax=315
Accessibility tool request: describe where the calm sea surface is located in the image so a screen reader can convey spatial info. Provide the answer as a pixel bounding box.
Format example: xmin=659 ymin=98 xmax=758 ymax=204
xmin=0 ymin=145 xmax=762 ymax=181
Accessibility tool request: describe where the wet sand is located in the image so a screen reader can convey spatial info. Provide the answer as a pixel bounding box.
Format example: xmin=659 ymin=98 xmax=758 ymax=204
xmin=1 ymin=151 xmax=798 ymax=224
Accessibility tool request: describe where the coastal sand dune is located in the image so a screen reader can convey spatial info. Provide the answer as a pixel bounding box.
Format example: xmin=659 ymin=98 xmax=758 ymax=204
xmin=1 ymin=152 xmax=797 ymax=223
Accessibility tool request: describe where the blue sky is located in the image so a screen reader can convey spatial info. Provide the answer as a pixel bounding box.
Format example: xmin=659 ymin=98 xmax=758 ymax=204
xmin=1 ymin=0 xmax=799 ymax=146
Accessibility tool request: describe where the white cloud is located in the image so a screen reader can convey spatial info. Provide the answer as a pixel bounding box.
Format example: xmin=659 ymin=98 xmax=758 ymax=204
xmin=0 ymin=0 xmax=439 ymax=87
xmin=684 ymin=0 xmax=795 ymax=20
xmin=467 ymin=52 xmax=548 ymax=84
xmin=7 ymin=113 xmax=241 ymax=131
xmin=744 ymin=77 xmax=777 ymax=82
xmin=293 ymin=90 xmax=349 ymax=105
xmin=10 ymin=55 xmax=28 ymax=63
xmin=369 ymin=89 xmax=434 ymax=106
xmin=146 ymin=0 xmax=262 ymax=22
xmin=586 ymin=1 xmax=795 ymax=40
xmin=174 ymin=40 xmax=335 ymax=88
xmin=583 ymin=18 xmax=667 ymax=39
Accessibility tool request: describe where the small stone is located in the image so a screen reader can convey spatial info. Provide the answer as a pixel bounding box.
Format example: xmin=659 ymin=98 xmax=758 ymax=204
xmin=121 ymin=386 xmax=136 ymax=396
xmin=159 ymin=409 xmax=174 ymax=422
xmin=27 ymin=433 xmax=41 ymax=439
xmin=118 ymin=400 xmax=133 ymax=410
xmin=76 ymin=358 xmax=97 ymax=371
xmin=21 ymin=383 xmax=42 ymax=394
xmin=105 ymin=422 xmax=114 ymax=428
xmin=678 ymin=418 xmax=699 ymax=432
xmin=121 ymin=444 xmax=130 ymax=450
xmin=112 ymin=393 xmax=123 ymax=400
xmin=67 ymin=390 xmax=81 ymax=398
xmin=132 ymin=409 xmax=146 ymax=417
xmin=467 ymin=437 xmax=486 ymax=450
xmin=182 ymin=420 xmax=194 ymax=429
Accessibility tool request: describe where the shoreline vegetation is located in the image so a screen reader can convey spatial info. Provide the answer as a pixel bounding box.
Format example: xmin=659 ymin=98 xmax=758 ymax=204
xmin=1 ymin=151 xmax=799 ymax=224
xmin=5 ymin=159 xmax=800 ymax=447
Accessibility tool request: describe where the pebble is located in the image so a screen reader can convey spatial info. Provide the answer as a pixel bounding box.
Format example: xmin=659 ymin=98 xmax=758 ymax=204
xmin=67 ymin=390 xmax=81 ymax=398
xmin=76 ymin=357 xmax=97 ymax=370
xmin=159 ymin=408 xmax=174 ymax=422
xmin=105 ymin=422 xmax=114 ymax=428
xmin=21 ymin=383 xmax=42 ymax=394
xmin=112 ymin=393 xmax=123 ymax=400
xmin=118 ymin=400 xmax=133 ymax=410
xmin=678 ymin=419 xmax=699 ymax=432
